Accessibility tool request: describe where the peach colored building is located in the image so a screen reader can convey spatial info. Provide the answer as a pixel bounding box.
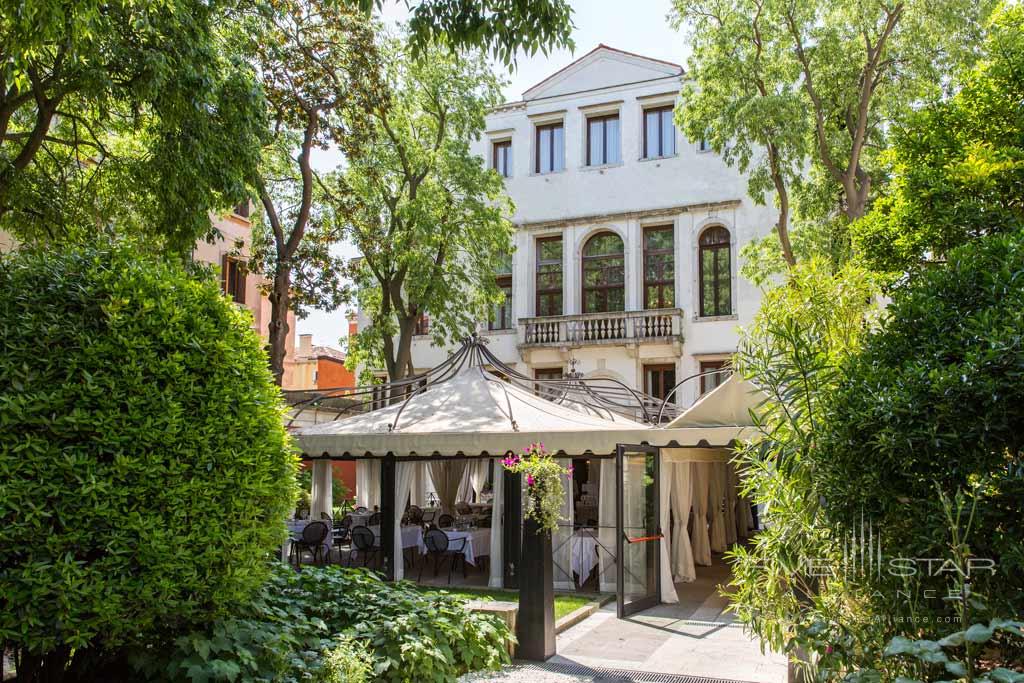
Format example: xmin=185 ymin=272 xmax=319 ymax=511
xmin=192 ymin=204 xmax=297 ymax=387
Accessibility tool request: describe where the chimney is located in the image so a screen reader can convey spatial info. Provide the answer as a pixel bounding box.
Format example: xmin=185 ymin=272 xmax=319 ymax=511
xmin=347 ymin=312 xmax=358 ymax=338
xmin=298 ymin=333 xmax=313 ymax=355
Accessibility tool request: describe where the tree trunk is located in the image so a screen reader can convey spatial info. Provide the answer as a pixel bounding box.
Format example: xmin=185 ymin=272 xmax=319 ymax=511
xmin=267 ymin=263 xmax=291 ymax=386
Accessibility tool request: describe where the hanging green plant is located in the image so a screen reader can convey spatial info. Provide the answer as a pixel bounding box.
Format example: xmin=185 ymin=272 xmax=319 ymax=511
xmin=502 ymin=443 xmax=572 ymax=534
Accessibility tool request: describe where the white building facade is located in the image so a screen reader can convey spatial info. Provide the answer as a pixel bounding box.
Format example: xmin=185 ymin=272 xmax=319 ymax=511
xmin=378 ymin=45 xmax=776 ymax=409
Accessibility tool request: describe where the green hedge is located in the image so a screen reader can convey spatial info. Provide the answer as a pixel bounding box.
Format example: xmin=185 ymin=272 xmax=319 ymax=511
xmin=818 ymin=231 xmax=1024 ymax=616
xmin=0 ymin=244 xmax=297 ymax=676
xmin=130 ymin=565 xmax=513 ymax=683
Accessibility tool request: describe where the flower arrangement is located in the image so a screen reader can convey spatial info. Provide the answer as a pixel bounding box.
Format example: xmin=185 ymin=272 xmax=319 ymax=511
xmin=502 ymin=443 xmax=572 ymax=534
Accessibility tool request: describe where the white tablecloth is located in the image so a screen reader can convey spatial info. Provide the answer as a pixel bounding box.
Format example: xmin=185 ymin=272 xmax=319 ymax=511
xmin=369 ymin=524 xmax=424 ymax=550
xmin=420 ymin=528 xmax=491 ymax=566
xmin=348 ymin=511 xmax=374 ymax=526
xmin=571 ymin=530 xmax=599 ymax=581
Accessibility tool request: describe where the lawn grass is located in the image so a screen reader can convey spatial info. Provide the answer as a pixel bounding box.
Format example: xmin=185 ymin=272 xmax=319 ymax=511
xmin=413 ymin=586 xmax=598 ymax=620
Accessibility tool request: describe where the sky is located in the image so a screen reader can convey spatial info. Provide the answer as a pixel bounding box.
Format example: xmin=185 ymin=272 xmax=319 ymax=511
xmin=296 ymin=0 xmax=691 ymax=348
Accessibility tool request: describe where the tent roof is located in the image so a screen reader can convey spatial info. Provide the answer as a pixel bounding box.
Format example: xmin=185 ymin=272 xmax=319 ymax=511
xmin=664 ymin=373 xmax=767 ymax=429
xmin=294 ymin=366 xmax=660 ymax=457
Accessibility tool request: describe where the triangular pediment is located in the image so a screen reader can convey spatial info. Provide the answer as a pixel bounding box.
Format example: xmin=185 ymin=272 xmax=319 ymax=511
xmin=523 ymin=45 xmax=682 ymax=100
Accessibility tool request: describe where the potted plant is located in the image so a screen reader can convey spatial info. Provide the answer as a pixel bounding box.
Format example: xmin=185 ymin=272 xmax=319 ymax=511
xmin=502 ymin=443 xmax=571 ymax=661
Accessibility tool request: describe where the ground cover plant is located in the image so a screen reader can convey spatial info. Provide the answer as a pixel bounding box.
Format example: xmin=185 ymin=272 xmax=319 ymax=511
xmin=130 ymin=564 xmax=513 ymax=683
xmin=0 ymin=243 xmax=296 ymax=681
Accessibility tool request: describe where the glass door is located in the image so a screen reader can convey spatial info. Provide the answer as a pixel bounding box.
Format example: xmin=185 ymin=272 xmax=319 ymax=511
xmin=615 ymin=444 xmax=661 ymax=618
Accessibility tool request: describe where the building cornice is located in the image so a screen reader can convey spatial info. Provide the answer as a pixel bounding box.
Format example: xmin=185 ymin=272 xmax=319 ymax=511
xmin=515 ymin=199 xmax=741 ymax=231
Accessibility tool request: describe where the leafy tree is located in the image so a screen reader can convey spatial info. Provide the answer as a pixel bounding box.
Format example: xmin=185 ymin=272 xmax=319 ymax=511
xmin=0 ymin=243 xmax=296 ymax=682
xmin=241 ymin=1 xmax=385 ymax=386
xmin=853 ymin=3 xmax=1024 ymax=274
xmin=247 ymin=2 xmax=572 ymax=386
xmin=364 ymin=0 xmax=575 ymax=66
xmin=729 ymin=258 xmax=887 ymax=674
xmin=330 ymin=39 xmax=514 ymax=383
xmin=672 ymin=0 xmax=994 ymax=267
xmin=0 ymin=0 xmax=264 ymax=252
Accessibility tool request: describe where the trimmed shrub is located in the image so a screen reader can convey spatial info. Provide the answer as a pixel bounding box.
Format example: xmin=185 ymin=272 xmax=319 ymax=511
xmin=0 ymin=244 xmax=297 ymax=678
xmin=131 ymin=564 xmax=513 ymax=683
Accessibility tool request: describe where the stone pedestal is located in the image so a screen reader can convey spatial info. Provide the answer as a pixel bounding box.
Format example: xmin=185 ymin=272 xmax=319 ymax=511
xmin=517 ymin=518 xmax=555 ymax=661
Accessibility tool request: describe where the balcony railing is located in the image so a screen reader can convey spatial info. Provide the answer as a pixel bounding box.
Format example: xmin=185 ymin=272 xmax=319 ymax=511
xmin=519 ymin=308 xmax=683 ymax=347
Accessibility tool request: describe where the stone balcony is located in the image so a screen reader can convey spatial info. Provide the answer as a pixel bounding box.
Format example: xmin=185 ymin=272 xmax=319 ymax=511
xmin=518 ymin=308 xmax=684 ymax=351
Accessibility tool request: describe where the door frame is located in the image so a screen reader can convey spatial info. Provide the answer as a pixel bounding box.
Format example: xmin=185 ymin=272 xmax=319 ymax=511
xmin=615 ymin=443 xmax=662 ymax=618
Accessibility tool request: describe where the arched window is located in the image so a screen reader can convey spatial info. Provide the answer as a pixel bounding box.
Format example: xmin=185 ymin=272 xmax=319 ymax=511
xmin=699 ymin=226 xmax=731 ymax=317
xmin=582 ymin=232 xmax=625 ymax=313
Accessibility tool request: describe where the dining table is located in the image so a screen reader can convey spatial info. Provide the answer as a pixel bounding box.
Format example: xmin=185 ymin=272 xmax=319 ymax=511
xmin=368 ymin=524 xmax=424 ymax=550
xmin=421 ymin=527 xmax=491 ymax=566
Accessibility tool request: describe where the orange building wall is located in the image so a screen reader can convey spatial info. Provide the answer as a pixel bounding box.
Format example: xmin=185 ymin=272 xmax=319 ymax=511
xmin=317 ymin=357 xmax=355 ymax=388
xmin=300 ymin=460 xmax=357 ymax=501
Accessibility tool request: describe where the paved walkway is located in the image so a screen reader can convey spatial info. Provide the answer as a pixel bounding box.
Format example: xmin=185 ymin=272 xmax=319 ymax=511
xmin=462 ymin=557 xmax=787 ymax=683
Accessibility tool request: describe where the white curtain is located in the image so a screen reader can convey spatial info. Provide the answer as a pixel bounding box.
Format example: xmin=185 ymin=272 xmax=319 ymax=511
xmin=659 ymin=460 xmax=678 ymax=603
xmin=410 ymin=463 xmax=426 ymax=507
xmin=709 ymin=462 xmax=727 ymax=553
xmin=429 ymin=460 xmax=467 ymax=514
xmin=690 ymin=462 xmax=712 ymax=566
xmin=725 ymin=462 xmax=738 ymax=546
xmin=469 ymin=460 xmax=489 ymax=501
xmin=670 ymin=462 xmax=696 ymax=583
xmin=311 ymin=461 xmax=333 ymax=521
xmin=393 ymin=462 xmax=416 ymax=580
xmin=488 ymin=460 xmax=504 ymax=588
xmin=597 ymin=458 xmax=617 ymax=593
xmin=356 ymin=460 xmax=381 ymax=510
xmin=553 ymin=458 xmax=575 ymax=590
xmin=456 ymin=465 xmax=473 ymax=504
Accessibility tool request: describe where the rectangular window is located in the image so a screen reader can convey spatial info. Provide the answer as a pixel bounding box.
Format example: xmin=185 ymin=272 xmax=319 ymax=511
xmin=492 ymin=140 xmax=512 ymax=178
xmin=490 ymin=275 xmax=513 ymax=330
xmin=534 ymin=366 xmax=563 ymax=398
xmin=535 ymin=235 xmax=563 ymax=316
xmin=222 ymin=256 xmax=246 ymax=305
xmin=643 ymin=225 xmax=674 ymax=309
xmin=586 ymin=114 xmax=621 ymax=166
xmin=535 ymin=122 xmax=565 ymax=174
xmin=644 ymin=363 xmax=677 ymax=406
xmin=700 ymin=360 xmax=730 ymax=395
xmin=643 ymin=106 xmax=676 ymax=159
xmin=414 ymin=313 xmax=429 ymax=336
xmin=233 ymin=201 xmax=250 ymax=219
xmin=698 ymin=138 xmax=710 ymax=153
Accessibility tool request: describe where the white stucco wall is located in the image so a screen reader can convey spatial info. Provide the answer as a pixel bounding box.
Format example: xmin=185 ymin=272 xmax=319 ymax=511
xmin=363 ymin=47 xmax=777 ymax=408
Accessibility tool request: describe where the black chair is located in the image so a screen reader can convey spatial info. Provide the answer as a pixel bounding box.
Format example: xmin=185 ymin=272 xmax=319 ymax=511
xmin=350 ymin=525 xmax=382 ymax=568
xmin=437 ymin=513 xmax=455 ymax=529
xmin=368 ymin=512 xmax=383 ymax=526
xmin=333 ymin=515 xmax=353 ymax=548
xmin=354 ymin=506 xmax=368 ymax=514
xmin=320 ymin=512 xmax=333 ymax=522
xmin=407 ymin=505 xmax=424 ymax=524
xmin=421 ymin=509 xmax=436 ymax=525
xmin=291 ymin=521 xmax=329 ymax=567
xmin=418 ymin=528 xmax=467 ymax=584
xmin=455 ymin=502 xmax=472 ymax=516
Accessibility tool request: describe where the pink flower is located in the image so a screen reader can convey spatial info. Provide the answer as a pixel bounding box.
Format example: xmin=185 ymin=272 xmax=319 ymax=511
xmin=566 ymin=465 xmax=574 ymax=478
xmin=527 ymin=474 xmax=535 ymax=486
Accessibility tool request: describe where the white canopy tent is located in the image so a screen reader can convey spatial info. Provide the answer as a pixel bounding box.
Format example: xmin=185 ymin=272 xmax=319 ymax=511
xmin=658 ymin=373 xmax=767 ymax=584
xmin=291 ymin=349 xmax=768 ymax=605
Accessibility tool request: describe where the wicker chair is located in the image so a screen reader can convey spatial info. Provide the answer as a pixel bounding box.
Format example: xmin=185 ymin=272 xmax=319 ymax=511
xmin=291 ymin=521 xmax=329 ymax=567
xmin=350 ymin=525 xmax=382 ymax=568
xmin=455 ymin=502 xmax=472 ymax=516
xmin=437 ymin=513 xmax=455 ymax=529
xmin=406 ymin=505 xmax=424 ymax=524
xmin=368 ymin=511 xmax=383 ymax=526
xmin=418 ymin=528 xmax=467 ymax=584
